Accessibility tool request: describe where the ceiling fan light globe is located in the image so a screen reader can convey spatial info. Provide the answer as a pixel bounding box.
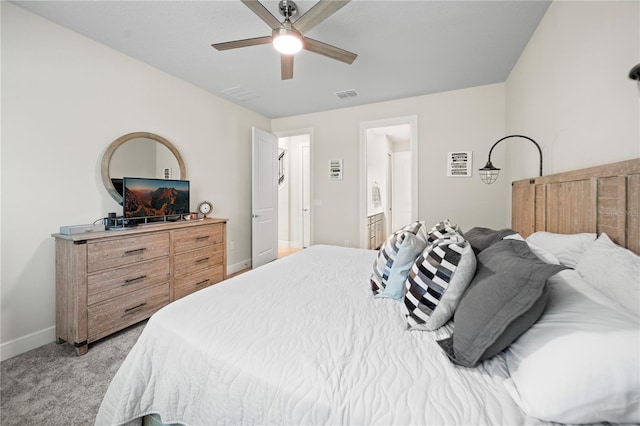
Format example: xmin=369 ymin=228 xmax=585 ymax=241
xmin=273 ymin=30 xmax=302 ymax=55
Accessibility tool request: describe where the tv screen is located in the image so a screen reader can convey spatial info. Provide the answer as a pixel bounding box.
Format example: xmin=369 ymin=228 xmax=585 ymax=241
xmin=123 ymin=177 xmax=190 ymax=218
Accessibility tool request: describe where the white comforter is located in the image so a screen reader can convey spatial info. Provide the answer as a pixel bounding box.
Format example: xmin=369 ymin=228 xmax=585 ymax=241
xmin=96 ymin=245 xmax=541 ymax=425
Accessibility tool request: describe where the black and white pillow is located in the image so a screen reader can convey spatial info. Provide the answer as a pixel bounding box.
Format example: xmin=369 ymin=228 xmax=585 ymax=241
xmin=404 ymin=236 xmax=476 ymax=330
xmin=370 ymin=222 xmax=428 ymax=300
xmin=427 ymin=219 xmax=461 ymax=246
xmin=398 ymin=221 xmax=429 ymax=244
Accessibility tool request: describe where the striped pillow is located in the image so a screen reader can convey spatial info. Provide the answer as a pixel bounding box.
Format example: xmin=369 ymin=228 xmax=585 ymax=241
xmin=371 ymin=222 xmax=428 ymax=300
xmin=404 ymin=237 xmax=476 ymax=330
xmin=427 ymin=219 xmax=461 ymax=245
xmin=398 ymin=221 xmax=429 ymax=244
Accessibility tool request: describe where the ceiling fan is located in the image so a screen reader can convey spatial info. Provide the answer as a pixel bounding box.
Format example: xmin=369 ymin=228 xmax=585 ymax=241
xmin=212 ymin=0 xmax=357 ymax=80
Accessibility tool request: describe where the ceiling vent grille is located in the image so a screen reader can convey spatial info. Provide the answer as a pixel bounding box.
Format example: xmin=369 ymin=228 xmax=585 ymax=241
xmin=222 ymin=86 xmax=259 ymax=101
xmin=335 ymin=89 xmax=359 ymax=100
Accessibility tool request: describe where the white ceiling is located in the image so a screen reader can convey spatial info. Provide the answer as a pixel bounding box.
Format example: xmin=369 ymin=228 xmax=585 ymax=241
xmin=12 ymin=0 xmax=551 ymax=119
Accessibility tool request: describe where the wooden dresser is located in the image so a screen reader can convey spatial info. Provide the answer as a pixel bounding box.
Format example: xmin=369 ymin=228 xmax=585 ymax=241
xmin=52 ymin=218 xmax=227 ymax=355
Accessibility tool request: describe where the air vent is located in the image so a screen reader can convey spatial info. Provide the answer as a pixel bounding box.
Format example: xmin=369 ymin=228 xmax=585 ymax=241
xmin=335 ymin=89 xmax=359 ymax=100
xmin=222 ymin=86 xmax=259 ymax=101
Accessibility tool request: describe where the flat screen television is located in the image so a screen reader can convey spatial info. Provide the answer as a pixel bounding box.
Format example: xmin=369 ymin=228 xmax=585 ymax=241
xmin=123 ymin=177 xmax=190 ymax=218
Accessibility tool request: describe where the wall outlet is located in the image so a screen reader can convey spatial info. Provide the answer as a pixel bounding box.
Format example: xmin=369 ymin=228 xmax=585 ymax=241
xmin=229 ymin=241 xmax=235 ymax=250
xmin=344 ymin=240 xmax=350 ymax=247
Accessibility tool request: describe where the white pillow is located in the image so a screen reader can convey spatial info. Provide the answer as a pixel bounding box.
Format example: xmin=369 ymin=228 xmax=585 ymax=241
xmin=575 ymin=232 xmax=640 ymax=318
xmin=505 ymin=269 xmax=640 ymax=424
xmin=504 ymin=233 xmax=560 ymax=264
xmin=525 ymin=231 xmax=596 ymax=267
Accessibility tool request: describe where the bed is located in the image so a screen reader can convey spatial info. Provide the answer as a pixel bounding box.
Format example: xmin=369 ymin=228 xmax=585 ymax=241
xmin=96 ymin=159 xmax=640 ymax=426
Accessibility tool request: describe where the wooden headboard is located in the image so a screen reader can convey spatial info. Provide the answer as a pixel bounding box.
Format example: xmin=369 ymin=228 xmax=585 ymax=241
xmin=512 ymin=158 xmax=640 ymax=255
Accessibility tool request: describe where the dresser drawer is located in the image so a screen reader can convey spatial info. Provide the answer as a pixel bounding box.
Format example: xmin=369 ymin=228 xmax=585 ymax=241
xmin=88 ymin=283 xmax=169 ymax=343
xmin=174 ymin=244 xmax=224 ymax=276
xmin=174 ymin=266 xmax=224 ymax=301
xmin=87 ymin=257 xmax=170 ymax=306
xmin=174 ymin=224 xmax=224 ymax=254
xmin=88 ymin=233 xmax=169 ymax=273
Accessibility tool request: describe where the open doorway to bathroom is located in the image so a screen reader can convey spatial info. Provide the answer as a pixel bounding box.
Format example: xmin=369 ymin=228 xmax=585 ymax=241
xmin=359 ymin=116 xmax=418 ymax=249
xmin=276 ymin=130 xmax=312 ymax=258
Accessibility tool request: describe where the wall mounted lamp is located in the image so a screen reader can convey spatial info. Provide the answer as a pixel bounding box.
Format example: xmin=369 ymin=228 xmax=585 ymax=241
xmin=478 ymin=134 xmax=543 ymax=184
xmin=630 ymin=63 xmax=640 ymax=81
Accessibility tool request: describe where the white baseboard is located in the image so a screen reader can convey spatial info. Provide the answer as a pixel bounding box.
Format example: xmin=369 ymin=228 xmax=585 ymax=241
xmin=228 ymin=258 xmax=252 ymax=275
xmin=1 ymin=325 xmax=56 ymax=361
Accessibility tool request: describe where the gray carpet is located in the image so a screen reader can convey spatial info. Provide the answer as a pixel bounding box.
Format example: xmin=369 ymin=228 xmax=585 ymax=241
xmin=1 ymin=320 xmax=146 ymax=426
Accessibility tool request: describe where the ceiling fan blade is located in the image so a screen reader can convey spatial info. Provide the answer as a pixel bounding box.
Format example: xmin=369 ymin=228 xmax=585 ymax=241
xmin=293 ymin=0 xmax=350 ymax=35
xmin=281 ymin=54 xmax=294 ymax=80
xmin=241 ymin=0 xmax=282 ymax=30
xmin=212 ymin=36 xmax=272 ymax=51
xmin=303 ymin=37 xmax=357 ymax=64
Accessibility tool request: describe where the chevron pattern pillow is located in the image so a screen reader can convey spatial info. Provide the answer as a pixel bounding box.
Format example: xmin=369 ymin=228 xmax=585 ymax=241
xmin=427 ymin=219 xmax=461 ymax=246
xmin=404 ymin=236 xmax=476 ymax=330
xmin=398 ymin=220 xmax=429 ymax=244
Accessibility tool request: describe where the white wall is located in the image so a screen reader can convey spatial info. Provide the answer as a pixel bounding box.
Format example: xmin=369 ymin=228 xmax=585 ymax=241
xmin=391 ymin=151 xmax=412 ymax=232
xmin=272 ymin=83 xmax=508 ymax=247
xmin=505 ymin=0 xmax=640 ymax=183
xmin=0 ymin=3 xmax=270 ymax=359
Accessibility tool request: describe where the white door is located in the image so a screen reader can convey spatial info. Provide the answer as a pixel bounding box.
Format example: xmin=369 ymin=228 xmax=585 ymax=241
xmin=391 ymin=152 xmax=412 ymax=231
xmin=252 ymin=127 xmax=278 ymax=268
xmin=301 ymin=144 xmax=311 ymax=247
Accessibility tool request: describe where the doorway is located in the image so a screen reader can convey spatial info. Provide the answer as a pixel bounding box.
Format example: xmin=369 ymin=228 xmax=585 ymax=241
xmin=276 ymin=130 xmax=312 ymax=254
xmin=359 ymin=116 xmax=418 ymax=249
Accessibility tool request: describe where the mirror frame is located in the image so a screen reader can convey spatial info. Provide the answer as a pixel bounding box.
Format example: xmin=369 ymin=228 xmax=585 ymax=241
xmin=101 ymin=132 xmax=187 ymax=204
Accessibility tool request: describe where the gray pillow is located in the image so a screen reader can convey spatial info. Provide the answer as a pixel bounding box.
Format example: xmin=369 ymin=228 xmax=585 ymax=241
xmin=463 ymin=227 xmax=516 ymax=254
xmin=437 ymin=239 xmax=566 ymax=367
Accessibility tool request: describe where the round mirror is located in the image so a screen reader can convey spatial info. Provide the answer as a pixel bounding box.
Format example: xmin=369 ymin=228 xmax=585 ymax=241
xmin=101 ymin=132 xmax=187 ymax=204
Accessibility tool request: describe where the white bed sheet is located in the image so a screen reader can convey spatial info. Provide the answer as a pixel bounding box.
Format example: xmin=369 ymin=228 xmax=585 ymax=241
xmin=96 ymin=245 xmax=543 ymax=426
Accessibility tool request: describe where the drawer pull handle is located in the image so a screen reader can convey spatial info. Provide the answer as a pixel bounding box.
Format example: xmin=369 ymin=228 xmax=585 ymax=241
xmin=196 ymin=257 xmax=210 ymax=264
xmin=123 ymin=275 xmax=147 ymax=286
xmin=196 ymin=236 xmax=210 ymax=241
xmin=195 ymin=279 xmax=210 ymax=287
xmin=123 ymin=303 xmax=147 ymax=314
xmin=123 ymin=248 xmax=147 ymax=256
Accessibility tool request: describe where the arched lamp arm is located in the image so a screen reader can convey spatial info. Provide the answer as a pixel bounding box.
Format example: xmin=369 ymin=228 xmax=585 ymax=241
xmin=485 ymin=134 xmax=543 ymax=177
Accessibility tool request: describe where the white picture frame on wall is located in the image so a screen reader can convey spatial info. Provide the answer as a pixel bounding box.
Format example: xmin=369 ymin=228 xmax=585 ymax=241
xmin=329 ymin=159 xmax=343 ymax=180
xmin=447 ymin=151 xmax=472 ymax=177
